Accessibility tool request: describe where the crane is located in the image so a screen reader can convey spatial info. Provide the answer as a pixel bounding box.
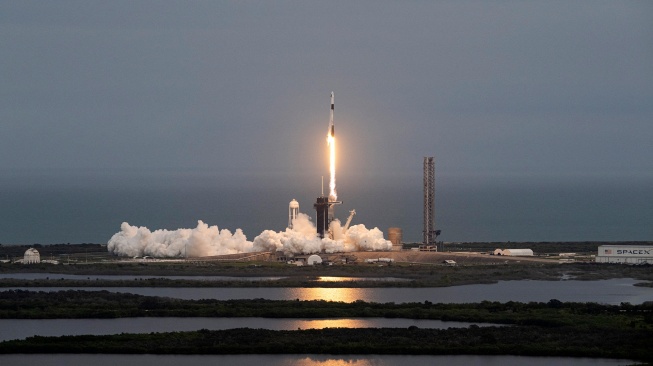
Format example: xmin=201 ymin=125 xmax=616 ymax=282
xmin=342 ymin=209 xmax=356 ymax=234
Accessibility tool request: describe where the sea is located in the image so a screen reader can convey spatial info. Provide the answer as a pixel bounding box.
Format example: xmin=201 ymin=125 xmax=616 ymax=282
xmin=0 ymin=172 xmax=651 ymax=245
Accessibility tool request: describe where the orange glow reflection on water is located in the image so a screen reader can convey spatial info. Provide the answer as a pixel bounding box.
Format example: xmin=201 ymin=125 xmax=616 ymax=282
xmin=292 ymin=356 xmax=376 ymax=366
xmin=317 ymin=276 xmax=359 ymax=282
xmin=295 ymin=287 xmax=369 ymax=302
xmin=289 ymin=318 xmax=371 ymax=329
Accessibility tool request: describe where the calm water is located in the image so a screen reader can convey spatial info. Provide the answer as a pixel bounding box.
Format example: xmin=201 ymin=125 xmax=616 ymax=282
xmin=0 ymin=273 xmax=285 ymax=281
xmin=317 ymin=276 xmax=409 ymax=282
xmin=0 ymin=317 xmax=500 ymax=342
xmin=0 ymin=354 xmax=635 ymax=366
xmin=0 ymin=273 xmax=406 ymax=282
xmin=5 ymin=278 xmax=652 ymax=304
xmin=1 ymin=176 xmax=651 ymax=244
xmin=1 ymin=278 xmax=646 ymax=364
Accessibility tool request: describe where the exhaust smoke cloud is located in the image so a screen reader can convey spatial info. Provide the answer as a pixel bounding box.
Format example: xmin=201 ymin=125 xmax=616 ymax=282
xmin=107 ymin=92 xmax=392 ymax=258
xmin=108 ymin=213 xmax=391 ymax=258
xmin=107 ymin=221 xmax=253 ymax=258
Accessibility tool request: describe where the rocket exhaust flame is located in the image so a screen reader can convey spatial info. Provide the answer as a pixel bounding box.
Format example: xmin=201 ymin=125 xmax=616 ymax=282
xmin=328 ymin=134 xmax=336 ymax=201
xmin=328 ymin=92 xmax=337 ymax=201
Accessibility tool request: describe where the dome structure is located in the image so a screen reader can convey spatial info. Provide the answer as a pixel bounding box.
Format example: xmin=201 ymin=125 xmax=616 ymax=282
xmin=24 ymin=248 xmax=40 ymax=264
xmin=307 ymin=254 xmax=322 ymax=265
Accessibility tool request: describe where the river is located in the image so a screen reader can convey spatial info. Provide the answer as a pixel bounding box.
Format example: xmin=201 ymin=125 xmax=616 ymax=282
xmin=5 ymin=278 xmax=651 ymax=304
xmin=1 ymin=276 xmax=648 ymax=364
xmin=0 ymin=273 xmax=408 ymax=282
xmin=0 ymin=273 xmax=286 ymax=281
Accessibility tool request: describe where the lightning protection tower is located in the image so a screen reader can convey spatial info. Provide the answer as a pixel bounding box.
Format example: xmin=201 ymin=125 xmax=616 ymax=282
xmin=423 ymin=157 xmax=436 ymax=246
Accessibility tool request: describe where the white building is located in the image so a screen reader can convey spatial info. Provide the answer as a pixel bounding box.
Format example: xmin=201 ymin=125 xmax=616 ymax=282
xmin=502 ymin=249 xmax=534 ymax=256
xmin=493 ymin=249 xmax=533 ymax=256
xmin=307 ymin=254 xmax=322 ymax=265
xmin=595 ymin=245 xmax=653 ymax=264
xmin=24 ymin=248 xmax=41 ymax=264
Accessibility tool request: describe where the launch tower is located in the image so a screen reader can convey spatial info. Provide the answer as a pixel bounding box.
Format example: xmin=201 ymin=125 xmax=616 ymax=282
xmin=314 ymin=196 xmax=330 ymax=239
xmin=423 ymin=157 xmax=439 ymax=246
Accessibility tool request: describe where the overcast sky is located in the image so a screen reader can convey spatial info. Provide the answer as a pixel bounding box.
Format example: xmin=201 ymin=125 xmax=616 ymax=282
xmin=1 ymin=1 xmax=652 ymax=189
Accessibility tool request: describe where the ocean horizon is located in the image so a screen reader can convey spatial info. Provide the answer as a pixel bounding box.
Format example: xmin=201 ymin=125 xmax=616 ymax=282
xmin=1 ymin=173 xmax=651 ymax=245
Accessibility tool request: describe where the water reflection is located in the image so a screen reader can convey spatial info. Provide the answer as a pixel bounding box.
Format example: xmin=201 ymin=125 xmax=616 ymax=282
xmin=293 ymin=287 xmax=371 ymax=302
xmin=0 ymin=273 xmax=284 ymax=281
xmin=1 ymin=274 xmax=407 ymax=283
xmin=317 ymin=277 xmax=409 ymax=282
xmin=4 ymin=278 xmax=652 ymax=304
xmin=281 ymin=318 xmax=474 ymax=330
xmin=291 ymin=356 xmax=379 ymax=366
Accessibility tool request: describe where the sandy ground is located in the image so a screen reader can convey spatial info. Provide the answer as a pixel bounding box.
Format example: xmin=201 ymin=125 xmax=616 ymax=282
xmin=199 ymin=250 xmax=557 ymax=265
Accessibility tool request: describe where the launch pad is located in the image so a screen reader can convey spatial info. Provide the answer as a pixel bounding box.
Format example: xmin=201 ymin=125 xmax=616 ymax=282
xmin=314 ymin=195 xmax=342 ymax=239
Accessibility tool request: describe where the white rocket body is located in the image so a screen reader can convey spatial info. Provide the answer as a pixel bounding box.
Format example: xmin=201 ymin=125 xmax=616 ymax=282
xmin=328 ymin=92 xmax=334 ymax=137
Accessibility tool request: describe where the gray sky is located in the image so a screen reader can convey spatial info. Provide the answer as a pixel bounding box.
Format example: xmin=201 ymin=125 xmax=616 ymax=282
xmin=2 ymin=0 xmax=652 ymax=188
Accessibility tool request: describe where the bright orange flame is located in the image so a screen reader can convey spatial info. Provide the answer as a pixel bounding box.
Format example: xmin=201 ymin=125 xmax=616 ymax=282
xmin=327 ymin=134 xmax=337 ymax=200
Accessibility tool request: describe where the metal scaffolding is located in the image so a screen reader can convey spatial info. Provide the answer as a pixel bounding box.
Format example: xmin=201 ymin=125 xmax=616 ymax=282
xmin=423 ymin=157 xmax=435 ymax=246
xmin=314 ymin=196 xmax=330 ymax=239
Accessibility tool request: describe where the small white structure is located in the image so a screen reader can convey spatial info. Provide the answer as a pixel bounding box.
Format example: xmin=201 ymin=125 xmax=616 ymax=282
xmin=288 ymin=199 xmax=299 ymax=229
xmin=494 ymin=249 xmax=533 ymax=256
xmin=501 ymin=249 xmax=533 ymax=256
xmin=365 ymin=258 xmax=394 ymax=264
xmin=559 ymin=253 xmax=577 ymax=257
xmin=596 ymin=245 xmax=653 ymax=264
xmin=307 ymin=254 xmax=322 ymax=265
xmin=24 ymin=248 xmax=41 ymax=264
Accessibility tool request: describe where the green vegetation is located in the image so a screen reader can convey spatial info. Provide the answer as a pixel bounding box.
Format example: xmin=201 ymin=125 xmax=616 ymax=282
xmin=2 ymin=290 xmax=652 ymax=361
xmin=0 ymin=243 xmax=106 ymax=259
xmin=1 ymin=326 xmax=651 ymax=361
xmin=2 ymin=290 xmax=653 ymax=329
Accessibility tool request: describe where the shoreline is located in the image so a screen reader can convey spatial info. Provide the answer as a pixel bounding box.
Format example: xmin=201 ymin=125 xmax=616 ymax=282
xmin=1 ymin=261 xmax=652 ymax=288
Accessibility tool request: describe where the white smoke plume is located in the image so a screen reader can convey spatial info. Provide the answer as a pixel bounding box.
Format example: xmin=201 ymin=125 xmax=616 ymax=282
xmin=108 ymin=213 xmax=392 ymax=258
xmin=252 ymin=214 xmax=392 ymax=256
xmin=107 ymin=221 xmax=253 ymax=257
